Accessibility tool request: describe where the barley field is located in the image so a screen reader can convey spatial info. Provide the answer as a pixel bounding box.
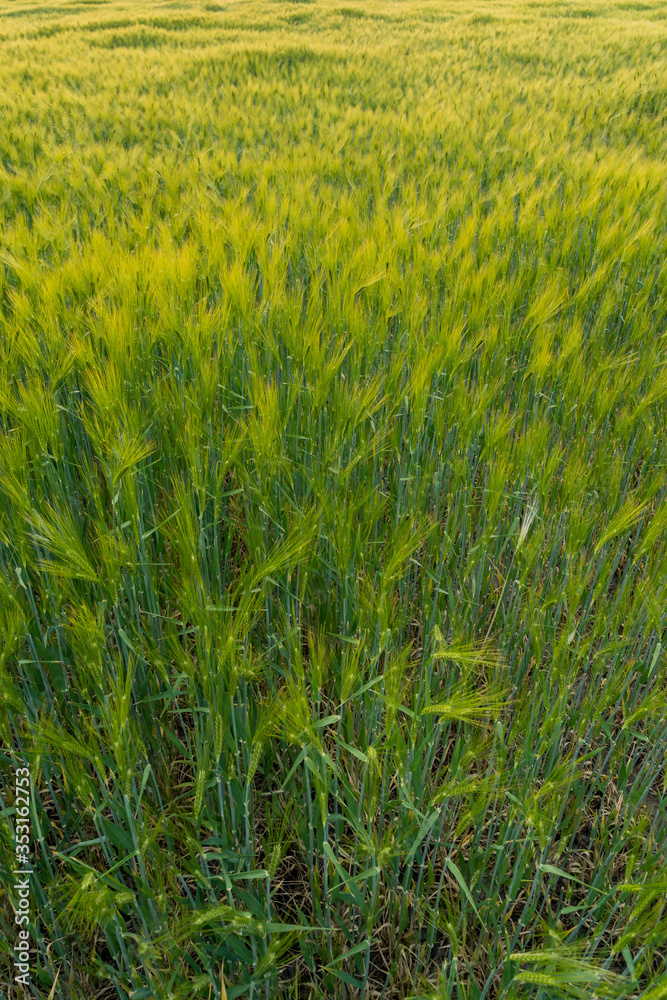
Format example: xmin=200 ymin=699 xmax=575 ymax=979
xmin=0 ymin=0 xmax=666 ymax=997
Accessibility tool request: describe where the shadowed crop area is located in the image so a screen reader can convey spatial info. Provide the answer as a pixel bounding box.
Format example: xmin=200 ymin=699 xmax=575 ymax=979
xmin=0 ymin=0 xmax=666 ymax=997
